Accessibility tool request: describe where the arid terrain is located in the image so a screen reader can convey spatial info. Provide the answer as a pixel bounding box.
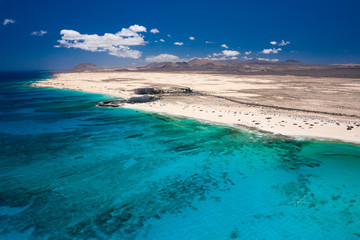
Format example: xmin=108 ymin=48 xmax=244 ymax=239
xmin=33 ymin=59 xmax=360 ymax=143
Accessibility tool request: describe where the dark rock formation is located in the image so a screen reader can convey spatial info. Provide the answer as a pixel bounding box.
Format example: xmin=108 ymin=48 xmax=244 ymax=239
xmin=134 ymin=88 xmax=155 ymax=94
xmin=128 ymin=96 xmax=151 ymax=103
xmin=163 ymin=87 xmax=192 ymax=94
xmin=127 ymin=96 xmax=160 ymax=103
xmin=97 ymin=100 xmax=125 ymax=107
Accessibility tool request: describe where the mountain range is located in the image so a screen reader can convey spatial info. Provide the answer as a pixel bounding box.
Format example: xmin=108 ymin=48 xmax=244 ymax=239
xmin=65 ymin=59 xmax=360 ymax=78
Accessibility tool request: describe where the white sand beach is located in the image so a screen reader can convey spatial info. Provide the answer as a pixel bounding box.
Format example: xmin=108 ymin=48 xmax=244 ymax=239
xmin=33 ymin=72 xmax=360 ymax=144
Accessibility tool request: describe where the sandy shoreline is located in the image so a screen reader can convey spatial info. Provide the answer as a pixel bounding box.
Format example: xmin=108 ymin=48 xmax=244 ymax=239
xmin=32 ymin=71 xmax=360 ymax=144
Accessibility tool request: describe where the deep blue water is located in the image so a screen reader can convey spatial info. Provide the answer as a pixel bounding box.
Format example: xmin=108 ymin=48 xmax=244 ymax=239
xmin=0 ymin=71 xmax=360 ymax=240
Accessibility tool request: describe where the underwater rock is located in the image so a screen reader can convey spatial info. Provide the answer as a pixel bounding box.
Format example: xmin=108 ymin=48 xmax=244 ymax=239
xmin=230 ymin=228 xmax=240 ymax=239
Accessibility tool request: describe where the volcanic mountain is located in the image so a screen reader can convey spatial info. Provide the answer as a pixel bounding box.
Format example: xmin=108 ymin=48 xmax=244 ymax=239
xmin=66 ymin=59 xmax=360 ymax=78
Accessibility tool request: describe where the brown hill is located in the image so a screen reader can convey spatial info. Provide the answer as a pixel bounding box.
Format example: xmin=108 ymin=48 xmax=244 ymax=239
xmin=65 ymin=59 xmax=360 ymax=78
xmin=68 ymin=63 xmax=101 ymax=72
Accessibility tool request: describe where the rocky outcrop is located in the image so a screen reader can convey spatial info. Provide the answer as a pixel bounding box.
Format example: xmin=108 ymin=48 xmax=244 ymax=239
xmin=97 ymin=87 xmax=193 ymax=107
xmin=134 ymin=88 xmax=155 ymax=94
xmin=97 ymin=100 xmax=125 ymax=107
xmin=163 ymin=87 xmax=192 ymax=94
xmin=134 ymin=87 xmax=192 ymax=95
xmin=127 ymin=96 xmax=152 ymax=103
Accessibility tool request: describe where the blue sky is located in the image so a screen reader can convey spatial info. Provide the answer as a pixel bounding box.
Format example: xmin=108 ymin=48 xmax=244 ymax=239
xmin=1 ymin=0 xmax=360 ymax=70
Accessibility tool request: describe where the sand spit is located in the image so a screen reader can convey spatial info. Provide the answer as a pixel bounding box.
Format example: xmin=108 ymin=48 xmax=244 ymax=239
xmin=32 ymin=72 xmax=360 ymax=144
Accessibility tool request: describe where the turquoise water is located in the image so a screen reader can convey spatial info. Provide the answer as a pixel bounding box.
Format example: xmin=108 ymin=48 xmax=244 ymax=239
xmin=0 ymin=72 xmax=360 ymax=240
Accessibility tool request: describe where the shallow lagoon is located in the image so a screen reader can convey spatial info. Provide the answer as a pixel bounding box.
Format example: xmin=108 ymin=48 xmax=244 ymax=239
xmin=0 ymin=72 xmax=360 ymax=239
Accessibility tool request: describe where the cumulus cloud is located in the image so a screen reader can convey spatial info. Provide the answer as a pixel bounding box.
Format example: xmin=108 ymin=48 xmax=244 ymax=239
xmin=159 ymin=39 xmax=165 ymax=42
xmin=174 ymin=42 xmax=183 ymax=46
xmin=3 ymin=19 xmax=15 ymax=26
xmin=189 ymin=36 xmax=195 ymax=40
xmin=167 ymin=34 xmax=171 ymax=37
xmin=205 ymin=41 xmax=213 ymax=44
xmin=270 ymin=40 xmax=290 ymax=46
xmin=145 ymin=54 xmax=182 ymax=62
xmin=221 ymin=44 xmax=228 ymax=49
xmin=31 ymin=30 xmax=48 ymax=36
xmin=55 ymin=25 xmax=147 ymax=59
xmin=129 ymin=24 xmax=147 ymax=32
xmin=245 ymin=51 xmax=252 ymax=55
xmin=262 ymin=48 xmax=282 ymax=54
xmin=222 ymin=50 xmax=240 ymax=57
xmin=279 ymin=40 xmax=290 ymax=46
xmin=212 ymin=50 xmax=240 ymax=59
xmin=150 ymin=28 xmax=159 ymax=34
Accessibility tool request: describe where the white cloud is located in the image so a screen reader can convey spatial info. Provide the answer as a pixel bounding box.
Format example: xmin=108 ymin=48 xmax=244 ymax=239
xmin=145 ymin=54 xmax=182 ymax=62
xmin=3 ymin=19 xmax=15 ymax=26
xmin=159 ymin=39 xmax=165 ymax=42
xmin=167 ymin=34 xmax=171 ymax=37
xmin=279 ymin=40 xmax=290 ymax=46
xmin=262 ymin=48 xmax=282 ymax=54
xmin=205 ymin=41 xmax=213 ymax=44
xmin=129 ymin=24 xmax=147 ymax=32
xmin=222 ymin=50 xmax=240 ymax=57
xmin=230 ymin=56 xmax=238 ymax=60
xmin=212 ymin=50 xmax=240 ymax=59
xmin=150 ymin=28 xmax=159 ymax=34
xmin=189 ymin=36 xmax=195 ymax=40
xmin=174 ymin=42 xmax=183 ymax=46
xmin=31 ymin=30 xmax=48 ymax=36
xmin=55 ymin=25 xmax=148 ymax=59
xmin=245 ymin=51 xmax=252 ymax=55
xmin=221 ymin=44 xmax=228 ymax=49
xmin=270 ymin=40 xmax=290 ymax=46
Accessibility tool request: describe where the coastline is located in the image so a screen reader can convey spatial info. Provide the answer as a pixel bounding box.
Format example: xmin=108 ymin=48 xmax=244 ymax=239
xmin=32 ymin=72 xmax=360 ymax=144
xmin=123 ymin=99 xmax=360 ymax=144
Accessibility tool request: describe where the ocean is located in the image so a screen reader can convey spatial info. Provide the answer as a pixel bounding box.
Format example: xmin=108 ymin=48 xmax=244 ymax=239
xmin=0 ymin=71 xmax=360 ymax=240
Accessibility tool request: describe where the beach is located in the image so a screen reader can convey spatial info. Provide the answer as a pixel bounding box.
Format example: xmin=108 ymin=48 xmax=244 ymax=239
xmin=33 ymin=71 xmax=360 ymax=143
